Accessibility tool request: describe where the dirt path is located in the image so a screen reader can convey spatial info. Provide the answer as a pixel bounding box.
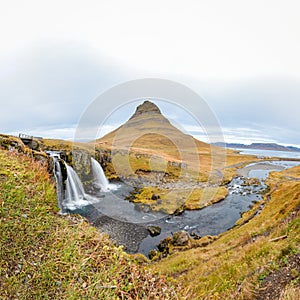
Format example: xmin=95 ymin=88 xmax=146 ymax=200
xmin=256 ymin=254 xmax=300 ymax=299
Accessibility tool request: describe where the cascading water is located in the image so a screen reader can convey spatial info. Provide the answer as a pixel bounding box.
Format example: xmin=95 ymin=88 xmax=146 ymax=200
xmin=65 ymin=164 xmax=85 ymax=200
xmin=47 ymin=149 xmax=300 ymax=255
xmin=64 ymin=163 xmax=90 ymax=209
xmin=49 ymin=150 xmax=90 ymax=210
xmin=91 ymin=157 xmax=111 ymax=192
xmin=49 ymin=153 xmax=117 ymax=212
xmin=48 ymin=152 xmax=64 ymax=212
xmin=53 ymin=157 xmax=63 ymax=210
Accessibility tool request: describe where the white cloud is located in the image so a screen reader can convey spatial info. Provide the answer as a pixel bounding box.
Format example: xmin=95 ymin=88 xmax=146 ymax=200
xmin=1 ymin=1 xmax=300 ymax=80
xmin=1 ymin=1 xmax=300 ymax=147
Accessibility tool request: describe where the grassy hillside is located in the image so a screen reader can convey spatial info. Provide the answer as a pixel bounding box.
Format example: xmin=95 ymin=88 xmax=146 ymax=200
xmin=154 ymin=165 xmax=300 ymax=299
xmin=0 ymin=149 xmax=184 ymax=299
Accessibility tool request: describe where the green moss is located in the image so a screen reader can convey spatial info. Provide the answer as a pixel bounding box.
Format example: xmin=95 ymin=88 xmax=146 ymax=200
xmin=129 ymin=186 xmax=228 ymax=214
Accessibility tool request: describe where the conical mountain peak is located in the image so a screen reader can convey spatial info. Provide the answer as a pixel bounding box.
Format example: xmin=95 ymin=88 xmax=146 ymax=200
xmin=97 ymin=100 xmax=209 ymax=152
xmin=130 ymin=100 xmax=161 ymax=119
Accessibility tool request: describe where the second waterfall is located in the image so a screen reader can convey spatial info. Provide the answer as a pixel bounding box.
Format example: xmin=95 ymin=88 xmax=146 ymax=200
xmin=52 ymin=154 xmax=115 ymax=212
xmin=91 ymin=157 xmax=117 ymax=192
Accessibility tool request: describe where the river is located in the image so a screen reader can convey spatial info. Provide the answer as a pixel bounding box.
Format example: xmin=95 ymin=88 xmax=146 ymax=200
xmin=69 ymin=157 xmax=300 ymax=256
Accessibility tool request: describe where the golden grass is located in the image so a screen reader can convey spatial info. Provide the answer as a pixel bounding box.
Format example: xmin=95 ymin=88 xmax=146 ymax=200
xmin=279 ymin=286 xmax=300 ymax=300
xmin=131 ymin=186 xmax=228 ymax=214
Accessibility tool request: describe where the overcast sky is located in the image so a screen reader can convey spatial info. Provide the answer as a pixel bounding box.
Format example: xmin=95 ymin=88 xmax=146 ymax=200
xmin=1 ymin=0 xmax=300 ymax=146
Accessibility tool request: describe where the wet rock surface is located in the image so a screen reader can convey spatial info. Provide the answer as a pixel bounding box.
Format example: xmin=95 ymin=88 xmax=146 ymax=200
xmin=147 ymin=225 xmax=161 ymax=237
xmin=72 ymin=150 xmax=92 ymax=181
xmin=172 ymin=230 xmax=190 ymax=246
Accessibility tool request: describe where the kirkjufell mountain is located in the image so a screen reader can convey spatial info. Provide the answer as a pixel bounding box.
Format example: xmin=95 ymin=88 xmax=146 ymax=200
xmin=97 ymin=100 xmax=211 ymax=160
xmin=95 ymin=100 xmax=227 ymax=183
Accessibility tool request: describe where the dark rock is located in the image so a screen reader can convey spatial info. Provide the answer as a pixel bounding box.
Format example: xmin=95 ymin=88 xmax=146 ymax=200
xmin=197 ymin=235 xmax=216 ymax=247
xmin=190 ymin=232 xmax=202 ymax=240
xmin=158 ymin=237 xmax=172 ymax=253
xmin=151 ymin=194 xmax=160 ymax=200
xmin=172 ymin=230 xmax=190 ymax=246
xmin=147 ymin=225 xmax=161 ymax=237
xmin=141 ymin=205 xmax=151 ymax=213
xmin=72 ymin=150 xmax=92 ymax=181
xmin=173 ymin=205 xmax=185 ymax=216
xmin=148 ymin=249 xmax=160 ymax=260
xmin=33 ymin=151 xmax=49 ymax=165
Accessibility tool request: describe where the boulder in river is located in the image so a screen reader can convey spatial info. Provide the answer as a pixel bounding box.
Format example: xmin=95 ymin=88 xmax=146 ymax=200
xmin=155 ymin=230 xmax=191 ymax=257
xmin=148 ymin=249 xmax=160 ymax=260
xmin=172 ymin=230 xmax=190 ymax=246
xmin=157 ymin=237 xmax=173 ymax=254
xmin=147 ymin=225 xmax=161 ymax=237
xmin=149 ymin=232 xmax=218 ymax=260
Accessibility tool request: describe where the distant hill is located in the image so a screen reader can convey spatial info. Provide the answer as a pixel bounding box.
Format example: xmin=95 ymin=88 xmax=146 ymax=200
xmin=213 ymin=142 xmax=300 ymax=152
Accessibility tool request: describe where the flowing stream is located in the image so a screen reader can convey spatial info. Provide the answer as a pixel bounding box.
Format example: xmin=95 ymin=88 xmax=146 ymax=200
xmin=51 ymin=154 xmax=300 ymax=256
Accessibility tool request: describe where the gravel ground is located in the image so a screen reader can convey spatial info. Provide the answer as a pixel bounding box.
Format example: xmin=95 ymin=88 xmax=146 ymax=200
xmin=237 ymin=163 xmax=284 ymax=177
xmin=92 ymin=214 xmax=149 ymax=253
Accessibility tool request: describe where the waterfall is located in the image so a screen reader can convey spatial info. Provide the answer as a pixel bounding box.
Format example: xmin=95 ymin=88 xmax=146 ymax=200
xmin=61 ymin=161 xmax=101 ymax=210
xmin=48 ymin=152 xmax=64 ymax=212
xmin=91 ymin=157 xmax=110 ymax=192
xmin=65 ymin=164 xmax=85 ymax=201
xmin=49 ymin=150 xmax=89 ymax=210
xmin=53 ymin=157 xmax=63 ymax=210
xmin=49 ymin=152 xmax=117 ymax=211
